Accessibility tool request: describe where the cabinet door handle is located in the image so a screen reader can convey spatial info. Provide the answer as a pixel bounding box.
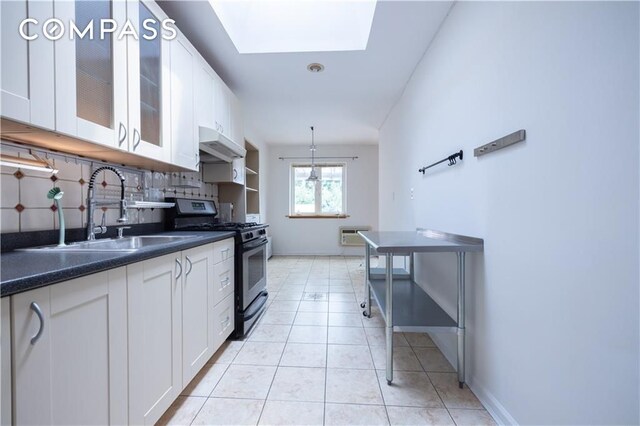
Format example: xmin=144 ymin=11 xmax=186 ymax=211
xmin=221 ymin=315 xmax=230 ymax=329
xmin=175 ymin=258 xmax=182 ymax=280
xmin=195 ymin=152 xmax=200 ymax=169
xmin=221 ymin=247 xmax=230 ymax=260
xmin=132 ymin=128 xmax=141 ymax=151
xmin=220 ymin=276 xmax=230 ymax=288
xmin=233 ymin=169 xmax=238 ymax=180
xmin=185 ymin=256 xmax=193 ymax=277
xmin=118 ymin=122 xmax=127 ymax=147
xmin=30 ymin=302 xmax=44 ymax=345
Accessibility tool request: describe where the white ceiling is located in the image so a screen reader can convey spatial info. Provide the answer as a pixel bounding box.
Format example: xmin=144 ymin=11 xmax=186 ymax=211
xmin=158 ymin=1 xmax=453 ymax=145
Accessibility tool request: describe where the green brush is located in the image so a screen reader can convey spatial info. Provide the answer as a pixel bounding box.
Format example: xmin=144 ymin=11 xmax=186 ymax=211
xmin=47 ymin=187 xmax=66 ymax=246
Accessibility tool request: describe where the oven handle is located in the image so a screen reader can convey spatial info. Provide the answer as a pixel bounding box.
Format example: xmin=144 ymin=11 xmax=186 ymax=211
xmin=243 ymin=291 xmax=269 ymax=321
xmin=242 ymin=237 xmax=268 ymax=251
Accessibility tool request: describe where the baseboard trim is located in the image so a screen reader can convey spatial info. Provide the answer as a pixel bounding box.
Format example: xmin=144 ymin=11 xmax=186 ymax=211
xmin=429 ymin=333 xmax=519 ymax=425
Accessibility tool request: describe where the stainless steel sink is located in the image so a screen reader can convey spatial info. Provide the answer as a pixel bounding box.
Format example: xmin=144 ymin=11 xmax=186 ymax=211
xmin=18 ymin=235 xmax=198 ymax=253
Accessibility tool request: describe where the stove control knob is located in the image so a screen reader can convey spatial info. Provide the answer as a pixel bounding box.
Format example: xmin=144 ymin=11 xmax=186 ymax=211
xmin=259 ymin=229 xmax=266 ymax=235
xmin=247 ymin=232 xmax=254 ymax=240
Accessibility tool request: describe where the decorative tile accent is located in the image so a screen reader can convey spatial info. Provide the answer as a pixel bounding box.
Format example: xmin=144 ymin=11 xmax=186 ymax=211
xmin=1 ymin=146 xmax=218 ymax=233
xmin=50 ymin=204 xmax=58 ymax=212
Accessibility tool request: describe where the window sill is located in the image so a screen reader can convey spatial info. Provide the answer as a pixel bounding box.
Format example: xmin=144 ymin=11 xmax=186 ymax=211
xmin=286 ymin=214 xmax=350 ymax=219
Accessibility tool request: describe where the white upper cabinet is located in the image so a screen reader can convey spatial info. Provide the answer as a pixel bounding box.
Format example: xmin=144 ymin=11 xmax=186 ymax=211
xmin=230 ymin=92 xmax=244 ymax=147
xmin=170 ymin=33 xmax=198 ymax=171
xmin=54 ymin=0 xmax=171 ymax=162
xmin=126 ymin=0 xmax=172 ymax=163
xmin=1 ymin=0 xmax=55 ymax=129
xmin=214 ymin=75 xmax=232 ymax=140
xmin=54 ymin=0 xmax=129 ymax=151
xmin=195 ymin=55 xmax=216 ymax=131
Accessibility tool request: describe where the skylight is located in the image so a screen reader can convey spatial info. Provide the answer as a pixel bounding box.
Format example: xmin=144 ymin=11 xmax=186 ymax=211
xmin=209 ymin=0 xmax=377 ymax=54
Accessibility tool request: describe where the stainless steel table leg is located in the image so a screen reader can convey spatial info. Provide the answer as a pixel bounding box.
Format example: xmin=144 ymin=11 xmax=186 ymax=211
xmin=385 ymin=253 xmax=394 ymax=384
xmin=409 ymin=253 xmax=415 ymax=281
xmin=456 ymin=252 xmax=466 ymax=388
xmin=363 ymin=244 xmax=372 ymax=317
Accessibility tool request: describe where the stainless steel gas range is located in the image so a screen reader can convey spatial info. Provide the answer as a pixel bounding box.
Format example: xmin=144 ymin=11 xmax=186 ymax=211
xmin=165 ymin=198 xmax=268 ymax=338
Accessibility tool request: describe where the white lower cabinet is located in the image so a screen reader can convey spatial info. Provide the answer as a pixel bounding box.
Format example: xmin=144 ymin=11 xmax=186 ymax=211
xmin=1 ymin=298 xmax=12 ymax=426
xmin=214 ymin=256 xmax=235 ymax=302
xmin=213 ymin=292 xmax=236 ymax=349
xmin=127 ymin=252 xmax=182 ymax=425
xmin=181 ymin=244 xmax=215 ymax=387
xmin=8 ymin=238 xmax=236 ymax=425
xmin=11 ymin=268 xmax=128 ymax=425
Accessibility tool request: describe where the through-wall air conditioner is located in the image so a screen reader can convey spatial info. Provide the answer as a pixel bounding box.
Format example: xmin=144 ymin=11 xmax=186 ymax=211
xmin=339 ymin=226 xmax=371 ymax=246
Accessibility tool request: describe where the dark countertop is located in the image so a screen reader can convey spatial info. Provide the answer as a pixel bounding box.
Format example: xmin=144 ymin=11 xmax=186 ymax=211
xmin=0 ymin=231 xmax=236 ymax=297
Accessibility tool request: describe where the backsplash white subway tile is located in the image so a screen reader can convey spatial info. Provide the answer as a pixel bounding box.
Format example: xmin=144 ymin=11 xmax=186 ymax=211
xmin=21 ymin=208 xmax=54 ymax=231
xmin=0 ymin=209 xmax=19 ymax=232
xmin=0 ymin=143 xmax=219 ymax=233
xmin=0 ymin=175 xmax=18 ymax=208
xmin=20 ymin=177 xmax=54 ymax=208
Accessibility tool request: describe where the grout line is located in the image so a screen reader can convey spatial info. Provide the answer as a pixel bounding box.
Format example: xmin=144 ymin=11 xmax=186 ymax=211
xmin=256 ymin=268 xmax=297 ymax=425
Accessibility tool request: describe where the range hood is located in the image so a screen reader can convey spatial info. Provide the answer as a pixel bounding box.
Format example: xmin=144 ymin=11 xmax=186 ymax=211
xmin=199 ymin=126 xmax=246 ymax=163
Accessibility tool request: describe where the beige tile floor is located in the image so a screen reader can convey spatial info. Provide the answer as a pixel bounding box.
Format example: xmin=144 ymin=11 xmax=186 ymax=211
xmin=158 ymin=256 xmax=496 ymax=426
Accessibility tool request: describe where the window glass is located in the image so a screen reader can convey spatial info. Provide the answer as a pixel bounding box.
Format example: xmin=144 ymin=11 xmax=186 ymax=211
xmin=291 ymin=164 xmax=345 ymax=215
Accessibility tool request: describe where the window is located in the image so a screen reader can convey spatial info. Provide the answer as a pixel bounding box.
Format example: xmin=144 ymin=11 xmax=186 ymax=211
xmin=290 ymin=164 xmax=346 ymax=217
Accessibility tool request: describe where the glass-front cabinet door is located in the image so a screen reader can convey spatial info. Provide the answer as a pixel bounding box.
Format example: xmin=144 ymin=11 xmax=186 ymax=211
xmin=126 ymin=0 xmax=171 ymax=163
xmin=54 ymin=0 xmax=129 ymax=151
xmin=1 ymin=0 xmax=55 ymax=130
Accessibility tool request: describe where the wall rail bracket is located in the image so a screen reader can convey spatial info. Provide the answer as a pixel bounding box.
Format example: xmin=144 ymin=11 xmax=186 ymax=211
xmin=418 ymin=150 xmax=463 ymax=175
xmin=474 ymin=129 xmax=526 ymax=157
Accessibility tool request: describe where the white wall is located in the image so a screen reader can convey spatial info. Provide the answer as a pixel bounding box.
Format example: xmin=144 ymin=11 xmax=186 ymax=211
xmin=379 ymin=2 xmax=639 ymax=424
xmin=267 ymin=144 xmax=378 ymax=255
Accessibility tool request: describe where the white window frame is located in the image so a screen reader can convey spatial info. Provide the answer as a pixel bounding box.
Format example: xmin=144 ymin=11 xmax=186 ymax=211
xmin=289 ymin=163 xmax=347 ymax=217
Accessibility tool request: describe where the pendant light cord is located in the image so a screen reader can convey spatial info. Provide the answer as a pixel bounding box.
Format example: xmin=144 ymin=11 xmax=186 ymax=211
xmin=310 ymin=126 xmax=315 ymax=169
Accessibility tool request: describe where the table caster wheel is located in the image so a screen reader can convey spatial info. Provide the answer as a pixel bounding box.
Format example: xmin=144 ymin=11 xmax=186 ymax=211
xmin=387 ymin=380 xmax=392 ymax=385
xmin=458 ymin=382 xmax=464 ymax=389
xmin=360 ymin=302 xmax=366 ymax=308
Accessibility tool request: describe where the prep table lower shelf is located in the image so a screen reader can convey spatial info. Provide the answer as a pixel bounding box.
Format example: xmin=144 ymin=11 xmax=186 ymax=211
xmin=369 ymin=267 xmax=410 ymax=280
xmin=368 ymin=278 xmax=457 ymax=329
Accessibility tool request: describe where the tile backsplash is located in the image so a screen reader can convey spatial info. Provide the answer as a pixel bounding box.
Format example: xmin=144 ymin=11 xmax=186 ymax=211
xmin=0 ymin=143 xmax=218 ymax=233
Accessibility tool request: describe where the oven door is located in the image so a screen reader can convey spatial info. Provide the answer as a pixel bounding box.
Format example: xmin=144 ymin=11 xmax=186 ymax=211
xmin=241 ymin=237 xmax=268 ymax=310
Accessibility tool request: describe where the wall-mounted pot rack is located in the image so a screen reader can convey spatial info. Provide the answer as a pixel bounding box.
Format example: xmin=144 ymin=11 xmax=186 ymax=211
xmin=418 ymin=150 xmax=463 ymax=174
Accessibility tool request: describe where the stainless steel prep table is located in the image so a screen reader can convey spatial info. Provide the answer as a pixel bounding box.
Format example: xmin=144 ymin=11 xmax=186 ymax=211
xmin=358 ymin=229 xmax=483 ymax=388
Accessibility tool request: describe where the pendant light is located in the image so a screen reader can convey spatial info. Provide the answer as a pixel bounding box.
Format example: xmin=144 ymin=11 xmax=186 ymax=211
xmin=307 ymin=126 xmax=319 ymax=182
